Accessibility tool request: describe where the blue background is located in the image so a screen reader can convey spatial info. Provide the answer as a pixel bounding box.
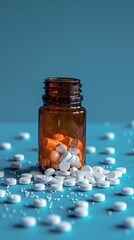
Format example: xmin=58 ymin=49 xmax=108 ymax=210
xmin=0 ymin=0 xmax=134 ymax=122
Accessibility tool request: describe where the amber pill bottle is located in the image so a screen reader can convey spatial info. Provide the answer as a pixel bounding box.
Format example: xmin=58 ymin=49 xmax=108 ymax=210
xmin=38 ymin=77 xmax=86 ymax=172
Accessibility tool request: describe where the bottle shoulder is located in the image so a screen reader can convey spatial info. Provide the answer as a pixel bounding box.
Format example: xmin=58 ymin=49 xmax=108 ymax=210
xmin=39 ymin=104 xmax=86 ymax=113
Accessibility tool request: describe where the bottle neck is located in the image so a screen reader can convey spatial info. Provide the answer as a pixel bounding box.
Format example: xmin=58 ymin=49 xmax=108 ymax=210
xmin=42 ymin=77 xmax=83 ymax=106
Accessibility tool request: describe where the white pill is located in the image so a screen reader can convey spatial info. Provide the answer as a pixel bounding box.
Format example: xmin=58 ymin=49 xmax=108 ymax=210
xmin=81 ymin=165 xmax=93 ymax=173
xmin=73 ymin=155 xmax=80 ymax=167
xmin=63 ymin=178 xmax=76 ymax=187
xmin=55 ymin=144 xmax=67 ymax=153
xmin=0 ymin=189 xmax=6 ymax=197
xmin=18 ymin=132 xmax=30 ymax=140
xmin=75 ymin=200 xmax=89 ymax=209
xmin=68 ymin=147 xmax=80 ymax=155
xmin=70 ymin=167 xmax=78 ymax=176
xmin=46 ymin=214 xmax=61 ymax=225
xmin=86 ymin=177 xmax=97 ymax=186
xmin=98 ymin=180 xmax=110 ymax=188
xmin=45 ymin=168 xmax=55 ymax=176
xmin=114 ymin=170 xmax=122 ymax=178
xmin=11 ymin=162 xmax=22 ymax=169
xmin=5 ymin=178 xmax=17 ymax=186
xmin=104 ymin=132 xmax=115 ymax=140
xmin=7 ymin=194 xmax=21 ymax=203
xmin=104 ymin=157 xmax=115 ymax=164
xmin=21 ymin=173 xmax=32 ymax=178
xmin=55 ymin=170 xmax=70 ymax=176
xmin=123 ymin=216 xmax=134 ymax=228
xmin=116 ymin=167 xmax=126 ymax=174
xmin=121 ymin=187 xmax=134 ymax=195
xmin=51 ymin=184 xmax=63 ymax=192
xmin=86 ymin=146 xmax=96 ymax=153
xmin=74 ymin=207 xmax=88 ymax=217
xmin=110 ymin=178 xmax=120 ymax=185
xmin=54 ymin=176 xmax=65 ymax=181
xmin=35 ymin=175 xmax=53 ymax=184
xmin=92 ymin=166 xmax=103 ymax=174
xmin=33 ymin=198 xmax=47 ymax=208
xmin=59 ymin=151 xmax=72 ymax=162
xmin=13 ymin=154 xmax=24 ymax=161
xmin=57 ymin=221 xmax=72 ymax=232
xmin=21 ymin=216 xmax=37 ymax=227
xmin=92 ymin=193 xmax=105 ymax=202
xmin=79 ymin=183 xmax=92 ymax=191
xmin=68 ymin=154 xmax=77 ymax=165
xmin=0 ymin=142 xmax=11 ymax=150
xmin=104 ymin=147 xmax=115 ymax=154
xmin=106 ymin=171 xmax=118 ymax=180
xmin=30 ymin=170 xmax=42 ymax=176
xmin=59 ymin=161 xmax=70 ymax=171
xmin=102 ymin=169 xmax=110 ymax=175
xmin=33 ymin=183 xmax=45 ymax=191
xmin=0 ymin=170 xmax=4 ymax=178
xmin=75 ymin=170 xmax=84 ymax=178
xmin=129 ymin=120 xmax=134 ymax=128
xmin=94 ymin=173 xmax=105 ymax=181
xmin=83 ymin=171 xmax=93 ymax=178
xmin=113 ymin=201 xmax=127 ymax=211
xmin=19 ymin=177 xmax=31 ymax=185
xmin=50 ymin=178 xmax=63 ymax=185
xmin=77 ymin=178 xmax=89 ymax=185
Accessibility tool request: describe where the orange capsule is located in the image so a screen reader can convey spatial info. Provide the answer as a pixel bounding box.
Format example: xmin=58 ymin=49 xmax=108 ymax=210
xmin=43 ymin=138 xmax=60 ymax=149
xmin=49 ymin=150 xmax=60 ymax=163
xmin=53 ymin=133 xmax=64 ymax=141
xmin=62 ymin=136 xmax=73 ymax=147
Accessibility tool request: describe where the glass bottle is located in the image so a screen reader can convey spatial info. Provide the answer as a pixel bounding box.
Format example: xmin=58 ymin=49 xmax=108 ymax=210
xmin=38 ymin=77 xmax=86 ymax=172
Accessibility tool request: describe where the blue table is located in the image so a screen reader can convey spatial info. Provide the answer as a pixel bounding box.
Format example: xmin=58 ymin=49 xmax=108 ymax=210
xmin=0 ymin=123 xmax=134 ymax=240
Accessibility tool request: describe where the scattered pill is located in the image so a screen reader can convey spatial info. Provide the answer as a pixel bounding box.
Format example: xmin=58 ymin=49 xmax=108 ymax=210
xmin=18 ymin=132 xmax=30 ymax=140
xmin=7 ymin=194 xmax=21 ymax=203
xmin=0 ymin=142 xmax=11 ymax=150
xmin=51 ymin=184 xmax=63 ymax=192
xmin=98 ymin=180 xmax=110 ymax=188
xmin=106 ymin=171 xmax=118 ymax=180
xmin=123 ymin=216 xmax=134 ymax=228
xmin=21 ymin=173 xmax=32 ymax=178
xmin=21 ymin=216 xmax=37 ymax=227
xmin=46 ymin=214 xmax=61 ymax=225
xmin=104 ymin=147 xmax=115 ymax=154
xmin=110 ymin=178 xmax=120 ymax=185
xmin=11 ymin=162 xmax=22 ymax=169
xmin=121 ymin=187 xmax=134 ymax=196
xmin=92 ymin=166 xmax=103 ymax=174
xmin=104 ymin=132 xmax=115 ymax=140
xmin=63 ymin=178 xmax=76 ymax=187
xmin=19 ymin=177 xmax=31 ymax=185
xmin=86 ymin=146 xmax=96 ymax=154
xmin=45 ymin=168 xmax=55 ymax=176
xmin=0 ymin=170 xmax=4 ymax=178
xmin=81 ymin=165 xmax=93 ymax=173
xmin=74 ymin=207 xmax=88 ymax=217
xmin=114 ymin=170 xmax=122 ymax=178
xmin=116 ymin=167 xmax=126 ymax=174
xmin=79 ymin=183 xmax=92 ymax=191
xmin=92 ymin=193 xmax=105 ymax=202
xmin=75 ymin=200 xmax=89 ymax=209
xmin=57 ymin=221 xmax=72 ymax=232
xmin=94 ymin=173 xmax=105 ymax=181
xmin=59 ymin=162 xmax=70 ymax=171
xmin=0 ymin=189 xmax=6 ymax=198
xmin=13 ymin=154 xmax=24 ymax=161
xmin=104 ymin=157 xmax=115 ymax=164
xmin=113 ymin=201 xmax=127 ymax=211
xmin=33 ymin=183 xmax=45 ymax=191
xmin=33 ymin=198 xmax=47 ymax=208
xmin=5 ymin=178 xmax=17 ymax=186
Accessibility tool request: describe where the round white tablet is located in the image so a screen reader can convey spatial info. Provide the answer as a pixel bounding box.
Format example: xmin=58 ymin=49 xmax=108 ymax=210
xmin=104 ymin=157 xmax=115 ymax=164
xmin=92 ymin=193 xmax=105 ymax=202
xmin=21 ymin=216 xmax=37 ymax=227
xmin=121 ymin=187 xmax=134 ymax=196
xmin=104 ymin=147 xmax=115 ymax=154
xmin=19 ymin=177 xmax=31 ymax=185
xmin=5 ymin=178 xmax=17 ymax=186
xmin=0 ymin=142 xmax=11 ymax=150
xmin=98 ymin=180 xmax=110 ymax=188
xmin=86 ymin=146 xmax=96 ymax=154
xmin=46 ymin=214 xmax=61 ymax=225
xmin=45 ymin=168 xmax=55 ymax=176
xmin=116 ymin=167 xmax=126 ymax=174
xmin=123 ymin=216 xmax=134 ymax=228
xmin=55 ymin=144 xmax=67 ymax=153
xmin=33 ymin=183 xmax=45 ymax=191
xmin=77 ymin=178 xmax=89 ymax=185
xmin=79 ymin=183 xmax=92 ymax=191
xmin=81 ymin=165 xmax=93 ymax=173
xmin=113 ymin=201 xmax=127 ymax=211
xmin=7 ymin=194 xmax=21 ymax=203
xmin=57 ymin=221 xmax=72 ymax=232
xmin=73 ymin=207 xmax=88 ymax=217
xmin=0 ymin=189 xmax=6 ymax=198
xmin=51 ymin=184 xmax=63 ymax=192
xmin=59 ymin=162 xmax=70 ymax=171
xmin=59 ymin=151 xmax=72 ymax=162
xmin=0 ymin=171 xmax=4 ymax=178
xmin=68 ymin=147 xmax=80 ymax=155
xmin=104 ymin=132 xmax=115 ymax=140
xmin=33 ymin=198 xmax=47 ymax=208
xmin=110 ymin=178 xmax=120 ymax=185
xmin=75 ymin=200 xmax=89 ymax=209
xmin=21 ymin=173 xmax=32 ymax=178
xmin=94 ymin=173 xmax=105 ymax=181
xmin=18 ymin=132 xmax=30 ymax=140
xmin=63 ymin=178 xmax=76 ymax=187
xmin=106 ymin=171 xmax=118 ymax=180
xmin=13 ymin=154 xmax=24 ymax=161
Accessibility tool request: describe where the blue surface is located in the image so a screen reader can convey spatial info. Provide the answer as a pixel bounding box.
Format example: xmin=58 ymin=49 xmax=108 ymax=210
xmin=0 ymin=122 xmax=134 ymax=240
xmin=1 ymin=0 xmax=134 ymax=122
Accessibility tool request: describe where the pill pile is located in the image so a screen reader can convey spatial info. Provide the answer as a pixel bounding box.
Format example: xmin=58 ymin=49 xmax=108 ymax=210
xmin=40 ymin=134 xmax=84 ymax=169
xmin=0 ymin=127 xmax=134 ymax=238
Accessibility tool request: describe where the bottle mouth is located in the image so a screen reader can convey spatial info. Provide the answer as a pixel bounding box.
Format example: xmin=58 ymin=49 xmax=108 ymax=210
xmin=42 ymin=77 xmax=83 ymax=105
